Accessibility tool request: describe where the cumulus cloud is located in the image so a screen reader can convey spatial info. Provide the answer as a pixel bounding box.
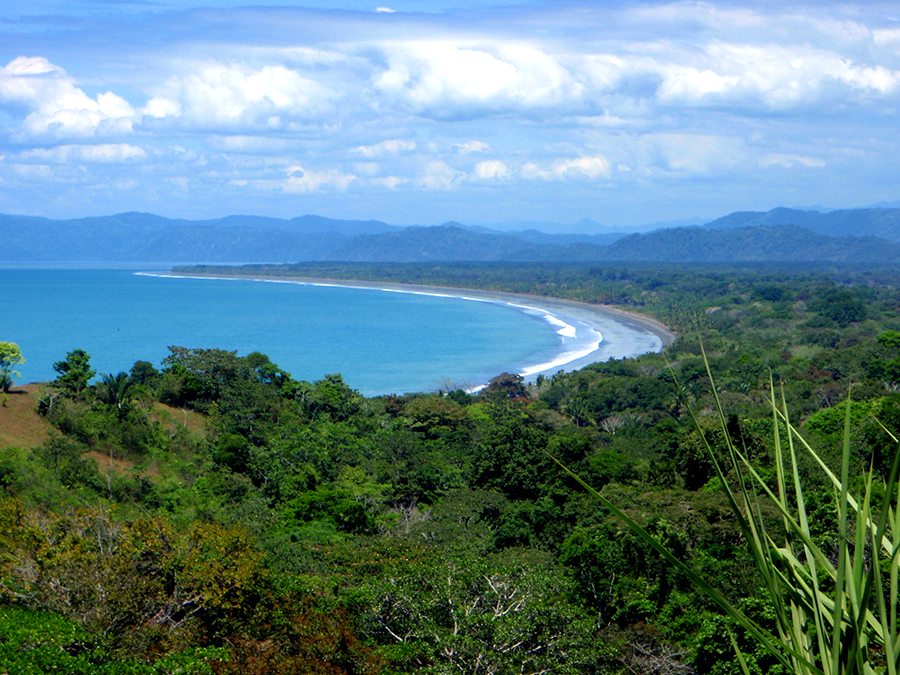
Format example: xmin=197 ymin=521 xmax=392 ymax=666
xmin=144 ymin=62 xmax=333 ymax=129
xmin=244 ymin=164 xmax=356 ymax=193
xmin=416 ymin=160 xmax=466 ymax=190
xmin=644 ymin=42 xmax=900 ymax=111
xmin=282 ymin=165 xmax=355 ymax=192
xmin=374 ymin=42 xmax=581 ymax=115
xmin=472 ymin=160 xmax=509 ymax=181
xmin=351 ymin=139 xmax=416 ymax=157
xmin=0 ymin=56 xmax=135 ymax=138
xmin=522 ymin=156 xmax=611 ymax=181
xmin=4 ymin=3 xmax=900 ymax=221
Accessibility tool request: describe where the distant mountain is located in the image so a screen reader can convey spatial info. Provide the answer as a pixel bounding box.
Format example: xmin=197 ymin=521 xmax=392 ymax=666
xmin=6 ymin=208 xmax=900 ymax=264
xmin=454 ymin=222 xmax=628 ymax=246
xmin=462 ymin=218 xmax=608 ymax=234
xmin=636 ymin=216 xmax=709 ymax=232
xmin=601 ymin=224 xmax=900 ymax=262
xmin=95 ymin=212 xmax=399 ymax=237
xmin=0 ymin=213 xmax=398 ymax=263
xmin=329 ymin=225 xmax=605 ymax=262
xmin=702 ymin=207 xmax=900 ymax=241
xmin=500 ymin=229 xmax=626 ymax=247
xmin=254 ymin=214 xmax=398 ymax=237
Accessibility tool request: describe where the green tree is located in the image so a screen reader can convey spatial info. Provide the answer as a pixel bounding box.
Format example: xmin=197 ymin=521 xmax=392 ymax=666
xmin=812 ymin=288 xmax=867 ymax=327
xmin=483 ymin=372 xmax=527 ymax=399
xmin=0 ymin=342 xmax=25 ymax=393
xmin=53 ymin=349 xmax=95 ymax=397
xmin=95 ymin=371 xmax=137 ymax=415
xmin=129 ymin=360 xmax=159 ymax=386
xmin=302 ymin=374 xmax=362 ymax=422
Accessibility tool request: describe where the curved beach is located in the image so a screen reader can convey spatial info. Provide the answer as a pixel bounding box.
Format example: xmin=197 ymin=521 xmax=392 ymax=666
xmin=160 ymin=272 xmax=676 ymax=383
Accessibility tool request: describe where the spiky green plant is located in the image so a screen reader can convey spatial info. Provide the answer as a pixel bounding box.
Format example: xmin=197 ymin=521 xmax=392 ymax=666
xmin=551 ymin=355 xmax=900 ymax=675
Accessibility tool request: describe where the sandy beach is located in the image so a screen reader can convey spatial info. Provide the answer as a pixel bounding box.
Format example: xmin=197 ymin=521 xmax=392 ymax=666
xmin=161 ymin=272 xmax=676 ymax=382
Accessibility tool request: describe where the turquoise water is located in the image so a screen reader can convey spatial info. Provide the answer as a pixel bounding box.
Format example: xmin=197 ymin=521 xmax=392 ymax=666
xmin=3 ymin=269 xmax=562 ymax=396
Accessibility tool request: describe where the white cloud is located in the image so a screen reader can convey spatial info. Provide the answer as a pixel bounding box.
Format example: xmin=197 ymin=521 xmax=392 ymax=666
xmin=246 ymin=164 xmax=356 ymax=193
xmin=19 ymin=143 xmax=146 ymax=163
xmin=472 ymin=159 xmax=509 ymax=181
xmin=581 ymin=54 xmax=630 ymax=92
xmin=873 ymin=28 xmax=900 ymax=47
xmin=760 ymin=154 xmax=826 ymax=168
xmin=574 ymin=113 xmax=630 ymax=127
xmin=0 ymin=56 xmax=136 ymax=138
xmin=351 ymin=138 xmax=416 ymax=157
xmin=522 ymin=156 xmax=611 ymax=181
xmin=375 ymin=7 xmax=395 ymax=12
xmin=371 ymin=176 xmax=406 ymax=189
xmin=416 ymin=160 xmax=466 ymax=190
xmin=648 ymin=133 xmax=747 ymax=175
xmin=210 ymin=135 xmax=293 ymax=153
xmin=624 ymin=3 xmax=769 ymax=32
xmin=4 ymin=4 xmax=900 ymax=223
xmin=4 ymin=56 xmax=63 ymax=76
xmin=142 ymin=97 xmax=181 ymax=119
xmin=11 ymin=163 xmax=53 ymax=179
xmin=144 ymin=62 xmax=333 ymax=129
xmin=652 ymin=43 xmax=900 ymax=109
xmin=453 ymin=140 xmax=490 ymax=154
xmin=657 ymin=66 xmax=740 ymax=102
xmin=374 ymin=42 xmax=581 ymax=114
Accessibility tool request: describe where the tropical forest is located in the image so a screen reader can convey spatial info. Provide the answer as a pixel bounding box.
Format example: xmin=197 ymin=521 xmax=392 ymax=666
xmin=2 ymin=262 xmax=899 ymax=675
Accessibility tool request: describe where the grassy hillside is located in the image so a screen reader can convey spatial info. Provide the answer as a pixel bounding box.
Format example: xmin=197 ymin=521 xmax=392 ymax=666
xmin=0 ymin=385 xmax=52 ymax=449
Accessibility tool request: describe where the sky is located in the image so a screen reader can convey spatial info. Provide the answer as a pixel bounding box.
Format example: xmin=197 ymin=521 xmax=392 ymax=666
xmin=1 ymin=1 xmax=899 ymax=229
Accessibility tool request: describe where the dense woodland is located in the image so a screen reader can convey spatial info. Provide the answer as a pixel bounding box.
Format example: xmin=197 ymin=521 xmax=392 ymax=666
xmin=3 ymin=262 xmax=900 ymax=674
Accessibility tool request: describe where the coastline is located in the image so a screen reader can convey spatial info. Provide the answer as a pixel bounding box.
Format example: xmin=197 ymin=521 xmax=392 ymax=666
xmin=157 ymin=271 xmax=676 ymax=382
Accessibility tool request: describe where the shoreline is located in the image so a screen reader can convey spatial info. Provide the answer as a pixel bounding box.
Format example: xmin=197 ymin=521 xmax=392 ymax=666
xmin=157 ymin=271 xmax=676 ymax=382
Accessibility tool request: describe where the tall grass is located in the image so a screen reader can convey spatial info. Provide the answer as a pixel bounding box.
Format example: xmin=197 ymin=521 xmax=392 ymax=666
xmin=552 ymin=356 xmax=900 ymax=675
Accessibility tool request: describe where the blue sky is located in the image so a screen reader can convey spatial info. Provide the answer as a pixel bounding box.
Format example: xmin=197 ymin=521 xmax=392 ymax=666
xmin=1 ymin=0 xmax=899 ymax=229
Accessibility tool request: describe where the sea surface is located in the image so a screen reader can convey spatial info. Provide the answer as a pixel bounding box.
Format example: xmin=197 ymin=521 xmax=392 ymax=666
xmin=3 ymin=268 xmax=588 ymax=396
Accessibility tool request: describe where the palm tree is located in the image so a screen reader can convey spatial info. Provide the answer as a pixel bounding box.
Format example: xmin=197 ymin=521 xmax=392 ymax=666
xmin=96 ymin=372 xmax=136 ymax=415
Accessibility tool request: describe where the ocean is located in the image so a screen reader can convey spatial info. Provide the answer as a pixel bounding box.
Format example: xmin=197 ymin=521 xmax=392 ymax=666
xmin=4 ymin=268 xmax=586 ymax=396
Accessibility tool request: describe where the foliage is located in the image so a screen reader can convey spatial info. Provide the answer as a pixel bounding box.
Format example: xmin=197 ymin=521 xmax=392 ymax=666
xmin=555 ymin=353 xmax=900 ymax=675
xmin=53 ymin=348 xmax=96 ymax=397
xmin=7 ymin=262 xmax=900 ymax=673
xmin=0 ymin=341 xmax=24 ymax=393
xmin=0 ymin=606 xmax=223 ymax=674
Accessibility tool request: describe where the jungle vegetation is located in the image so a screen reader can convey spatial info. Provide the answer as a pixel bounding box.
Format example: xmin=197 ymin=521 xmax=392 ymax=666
xmin=3 ymin=262 xmax=900 ymax=674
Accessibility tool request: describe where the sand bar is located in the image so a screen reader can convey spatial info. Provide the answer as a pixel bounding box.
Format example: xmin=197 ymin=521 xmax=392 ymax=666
xmin=159 ymin=272 xmax=676 ymax=382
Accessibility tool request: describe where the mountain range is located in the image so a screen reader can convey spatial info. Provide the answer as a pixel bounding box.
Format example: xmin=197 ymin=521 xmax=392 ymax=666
xmin=4 ymin=207 xmax=900 ymax=264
